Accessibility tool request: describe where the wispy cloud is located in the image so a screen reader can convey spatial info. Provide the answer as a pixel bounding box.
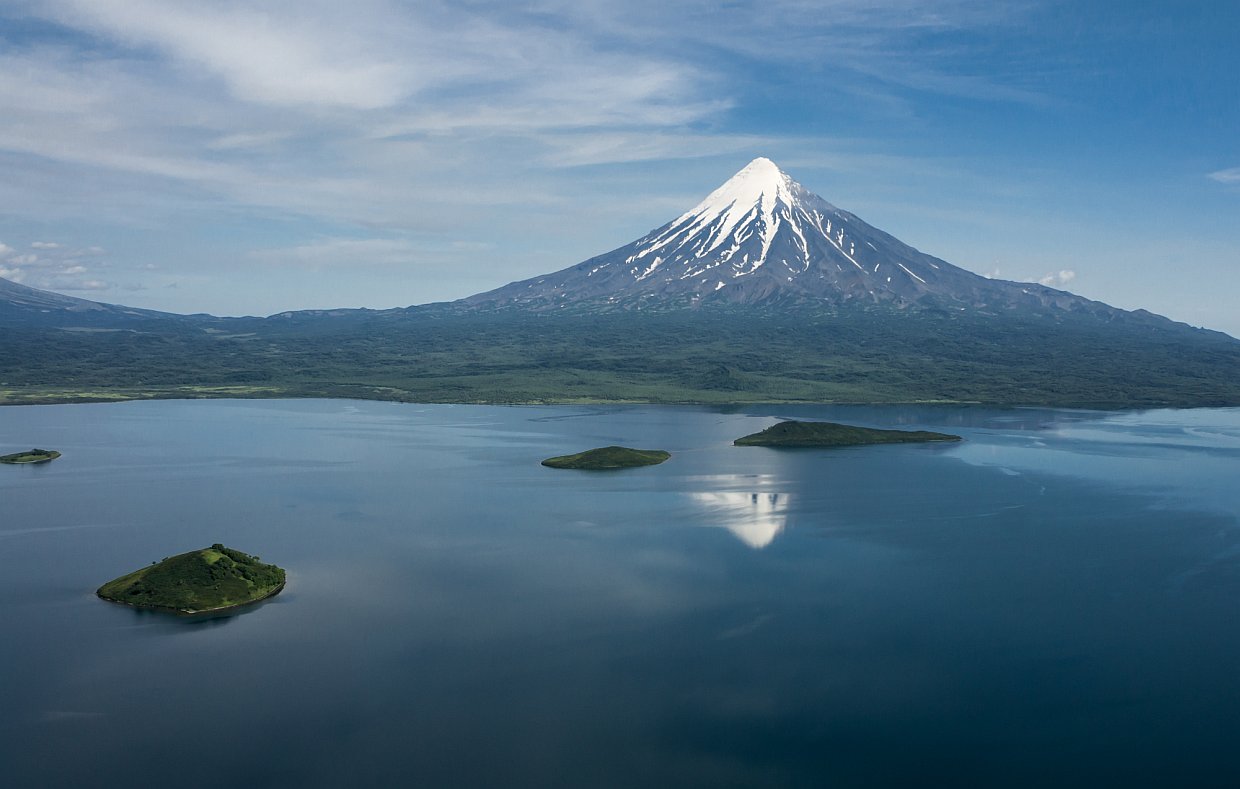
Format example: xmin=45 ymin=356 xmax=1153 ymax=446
xmin=1208 ymin=167 xmax=1240 ymax=184
xmin=1034 ymin=270 xmax=1076 ymax=288
xmin=1 ymin=0 xmax=1047 ymax=228
xmin=52 ymin=277 xmax=111 ymax=291
xmin=42 ymin=0 xmax=417 ymax=110
xmin=250 ymin=238 xmax=426 ymax=268
xmin=0 ymin=0 xmax=738 ymax=233
xmin=522 ymin=0 xmax=1048 ymax=106
xmin=0 ymin=239 xmax=116 ymax=291
xmin=980 ymin=267 xmax=1076 ymax=289
xmin=538 ymin=132 xmax=772 ymax=168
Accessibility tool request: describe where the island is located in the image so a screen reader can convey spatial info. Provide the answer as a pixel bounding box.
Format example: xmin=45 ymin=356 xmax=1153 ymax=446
xmin=97 ymin=544 xmax=286 ymax=615
xmin=0 ymin=448 xmax=60 ymax=464
xmin=734 ymin=420 xmax=962 ymax=447
xmin=542 ymin=445 xmax=671 ymax=470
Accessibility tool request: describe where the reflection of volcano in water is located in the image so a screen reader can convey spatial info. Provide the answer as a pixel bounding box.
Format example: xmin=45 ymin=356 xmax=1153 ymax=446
xmin=690 ymin=492 xmax=790 ymax=549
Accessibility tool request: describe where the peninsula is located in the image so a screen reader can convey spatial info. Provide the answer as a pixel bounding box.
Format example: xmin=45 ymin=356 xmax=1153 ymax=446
xmin=542 ymin=446 xmax=671 ymax=470
xmin=735 ymin=420 xmax=961 ymax=447
xmin=97 ymin=544 xmax=285 ymax=614
xmin=0 ymin=448 xmax=60 ymax=464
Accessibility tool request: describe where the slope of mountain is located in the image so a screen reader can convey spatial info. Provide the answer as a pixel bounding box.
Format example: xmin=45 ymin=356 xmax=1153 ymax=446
xmin=0 ymin=275 xmax=194 ymax=328
xmin=465 ymin=157 xmax=1151 ymax=326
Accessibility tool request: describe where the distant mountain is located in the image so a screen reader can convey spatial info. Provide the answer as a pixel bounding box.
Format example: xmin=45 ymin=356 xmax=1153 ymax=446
xmin=0 ymin=275 xmax=192 ymax=328
xmin=465 ymin=157 xmax=1169 ymax=328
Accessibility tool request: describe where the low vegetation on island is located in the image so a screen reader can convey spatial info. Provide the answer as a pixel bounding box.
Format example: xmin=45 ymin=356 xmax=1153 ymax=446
xmin=542 ymin=445 xmax=671 ymax=470
xmin=97 ymin=544 xmax=285 ymax=614
xmin=735 ymin=420 xmax=961 ymax=447
xmin=0 ymin=448 xmax=60 ymax=464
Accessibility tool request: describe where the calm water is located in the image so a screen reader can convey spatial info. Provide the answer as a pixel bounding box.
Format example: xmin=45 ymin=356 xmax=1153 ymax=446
xmin=2 ymin=400 xmax=1240 ymax=787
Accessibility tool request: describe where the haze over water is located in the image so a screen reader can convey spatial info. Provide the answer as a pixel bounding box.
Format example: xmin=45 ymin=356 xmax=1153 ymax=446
xmin=3 ymin=400 xmax=1239 ymax=787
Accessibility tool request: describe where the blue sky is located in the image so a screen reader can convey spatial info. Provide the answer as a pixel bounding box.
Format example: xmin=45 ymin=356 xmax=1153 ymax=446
xmin=1 ymin=0 xmax=1237 ymax=334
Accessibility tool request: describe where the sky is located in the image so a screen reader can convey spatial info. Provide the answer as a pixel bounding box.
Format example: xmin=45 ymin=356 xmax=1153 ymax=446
xmin=0 ymin=0 xmax=1237 ymax=334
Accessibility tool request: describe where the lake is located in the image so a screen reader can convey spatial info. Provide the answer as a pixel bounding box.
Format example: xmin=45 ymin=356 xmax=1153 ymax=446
xmin=2 ymin=400 xmax=1240 ymax=787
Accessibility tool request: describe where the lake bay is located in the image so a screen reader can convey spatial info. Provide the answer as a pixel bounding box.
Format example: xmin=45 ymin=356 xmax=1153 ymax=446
xmin=2 ymin=400 xmax=1239 ymax=787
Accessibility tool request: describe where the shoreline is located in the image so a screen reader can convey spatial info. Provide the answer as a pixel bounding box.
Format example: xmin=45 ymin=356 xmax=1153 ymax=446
xmin=96 ymin=580 xmax=286 ymax=616
xmin=0 ymin=450 xmax=61 ymax=465
xmin=3 ymin=389 xmax=1229 ymax=411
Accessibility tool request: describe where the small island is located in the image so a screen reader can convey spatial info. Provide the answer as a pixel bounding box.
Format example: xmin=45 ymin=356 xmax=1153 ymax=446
xmin=542 ymin=445 xmax=671 ymax=470
xmin=97 ymin=544 xmax=285 ymax=615
xmin=735 ymin=420 xmax=962 ymax=447
xmin=0 ymin=448 xmax=61 ymax=464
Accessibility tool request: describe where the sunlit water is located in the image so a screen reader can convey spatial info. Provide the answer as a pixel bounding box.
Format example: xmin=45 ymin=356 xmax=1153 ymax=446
xmin=2 ymin=400 xmax=1239 ymax=787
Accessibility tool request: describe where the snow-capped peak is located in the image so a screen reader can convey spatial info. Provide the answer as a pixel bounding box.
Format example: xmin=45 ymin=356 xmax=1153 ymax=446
xmin=621 ymin=157 xmax=818 ymax=278
xmin=673 ymin=157 xmax=802 ymax=230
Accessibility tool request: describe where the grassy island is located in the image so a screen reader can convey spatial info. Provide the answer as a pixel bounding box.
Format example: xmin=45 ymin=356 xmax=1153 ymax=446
xmin=0 ymin=448 xmax=60 ymax=464
xmin=542 ymin=445 xmax=671 ymax=470
xmin=735 ymin=420 xmax=962 ymax=448
xmin=97 ymin=544 xmax=285 ymax=614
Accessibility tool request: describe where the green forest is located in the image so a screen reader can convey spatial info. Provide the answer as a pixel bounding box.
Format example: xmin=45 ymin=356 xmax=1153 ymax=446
xmin=4 ymin=305 xmax=1239 ymax=408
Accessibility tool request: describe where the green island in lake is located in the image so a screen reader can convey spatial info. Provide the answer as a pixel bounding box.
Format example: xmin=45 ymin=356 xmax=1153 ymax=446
xmin=542 ymin=445 xmax=671 ymax=470
xmin=735 ymin=420 xmax=962 ymax=447
xmin=97 ymin=544 xmax=285 ymax=614
xmin=0 ymin=448 xmax=60 ymax=464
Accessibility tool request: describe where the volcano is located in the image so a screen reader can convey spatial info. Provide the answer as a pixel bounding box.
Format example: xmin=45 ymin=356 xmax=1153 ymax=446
xmin=466 ymin=157 xmax=1122 ymax=320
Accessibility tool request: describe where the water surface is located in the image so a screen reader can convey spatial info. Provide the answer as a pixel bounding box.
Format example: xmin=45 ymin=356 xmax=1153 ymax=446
xmin=2 ymin=401 xmax=1239 ymax=787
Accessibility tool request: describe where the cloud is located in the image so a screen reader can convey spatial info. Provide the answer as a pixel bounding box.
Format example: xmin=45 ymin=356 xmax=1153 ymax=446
xmin=1208 ymin=167 xmax=1240 ymax=184
xmin=43 ymin=0 xmax=416 ymax=110
xmin=0 ymin=238 xmax=120 ymax=291
xmin=1034 ymin=269 xmax=1076 ymax=287
xmin=0 ymin=2 xmax=730 ymax=233
xmin=250 ymin=238 xmax=425 ymax=268
xmin=523 ymin=0 xmax=1049 ymax=106
xmin=206 ymin=132 xmax=293 ymax=151
xmin=35 ymin=0 xmax=719 ymax=123
xmin=0 ymin=0 xmax=1053 ymax=241
xmin=0 ymin=262 xmax=113 ymax=291
xmin=52 ymin=278 xmax=110 ymax=291
xmin=538 ymin=132 xmax=770 ymax=168
xmin=984 ymin=267 xmax=1076 ymax=288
